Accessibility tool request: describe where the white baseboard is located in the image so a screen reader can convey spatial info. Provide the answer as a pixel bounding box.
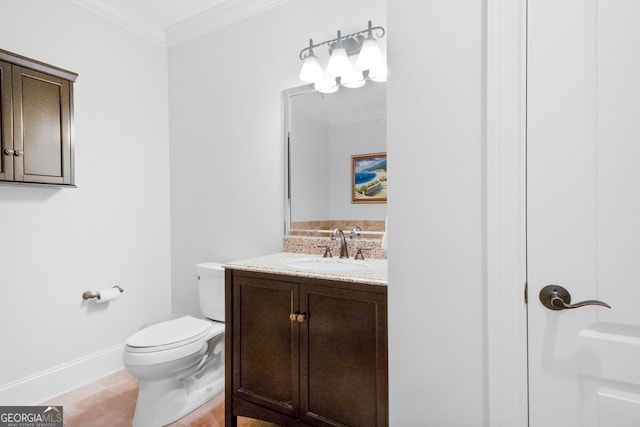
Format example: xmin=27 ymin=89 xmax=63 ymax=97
xmin=0 ymin=343 xmax=125 ymax=405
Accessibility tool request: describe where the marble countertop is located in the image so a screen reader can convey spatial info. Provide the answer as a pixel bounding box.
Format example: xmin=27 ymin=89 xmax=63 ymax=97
xmin=224 ymin=252 xmax=388 ymax=286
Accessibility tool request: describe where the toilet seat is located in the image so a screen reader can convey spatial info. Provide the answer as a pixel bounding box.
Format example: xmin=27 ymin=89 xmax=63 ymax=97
xmin=123 ymin=316 xmax=224 ymax=366
xmin=126 ymin=316 xmax=218 ymax=353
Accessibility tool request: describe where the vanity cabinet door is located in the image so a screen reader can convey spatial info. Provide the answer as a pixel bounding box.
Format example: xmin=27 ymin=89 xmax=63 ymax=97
xmin=299 ymin=284 xmax=388 ymax=427
xmin=232 ymin=275 xmax=300 ymax=417
xmin=0 ymin=60 xmax=13 ymax=181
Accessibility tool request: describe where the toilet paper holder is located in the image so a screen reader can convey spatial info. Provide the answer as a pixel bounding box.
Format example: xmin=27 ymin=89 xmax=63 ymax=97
xmin=82 ymin=285 xmax=124 ymax=300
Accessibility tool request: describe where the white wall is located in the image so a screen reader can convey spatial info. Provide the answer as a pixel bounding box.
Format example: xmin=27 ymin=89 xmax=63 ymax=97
xmin=387 ymin=0 xmax=487 ymax=425
xmin=0 ymin=0 xmax=172 ymax=404
xmin=168 ymin=0 xmax=386 ymax=316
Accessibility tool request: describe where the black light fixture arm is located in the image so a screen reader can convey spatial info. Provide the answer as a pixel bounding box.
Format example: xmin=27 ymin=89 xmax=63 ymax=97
xmin=298 ymin=20 xmax=386 ymax=60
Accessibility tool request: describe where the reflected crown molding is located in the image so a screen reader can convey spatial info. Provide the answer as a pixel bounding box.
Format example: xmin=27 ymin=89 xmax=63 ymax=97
xmin=294 ymin=104 xmax=330 ymax=126
xmin=328 ymin=109 xmax=385 ymax=127
xmin=295 ymin=105 xmax=385 ymax=127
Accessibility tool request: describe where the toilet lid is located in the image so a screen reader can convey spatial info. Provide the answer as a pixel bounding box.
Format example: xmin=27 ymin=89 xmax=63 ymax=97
xmin=125 ymin=316 xmax=214 ymax=351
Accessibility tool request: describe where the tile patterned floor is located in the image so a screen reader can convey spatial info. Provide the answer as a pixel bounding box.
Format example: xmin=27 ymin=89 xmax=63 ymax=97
xmin=41 ymin=370 xmax=277 ymax=427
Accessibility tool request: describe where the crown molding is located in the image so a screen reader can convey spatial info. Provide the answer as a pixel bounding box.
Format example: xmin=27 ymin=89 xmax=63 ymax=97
xmin=69 ymin=0 xmax=167 ymax=46
xmin=69 ymin=0 xmax=293 ymax=48
xmin=166 ymin=0 xmax=293 ymax=47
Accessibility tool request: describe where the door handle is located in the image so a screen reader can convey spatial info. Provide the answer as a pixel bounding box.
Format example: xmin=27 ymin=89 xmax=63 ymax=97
xmin=539 ymin=285 xmax=611 ymax=311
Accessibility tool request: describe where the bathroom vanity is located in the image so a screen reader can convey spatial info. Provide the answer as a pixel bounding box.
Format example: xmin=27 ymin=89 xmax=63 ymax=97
xmin=224 ymin=253 xmax=388 ymax=427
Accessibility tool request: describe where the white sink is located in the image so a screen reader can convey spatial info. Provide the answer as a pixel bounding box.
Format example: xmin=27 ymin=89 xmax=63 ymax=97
xmin=286 ymin=258 xmax=368 ymax=272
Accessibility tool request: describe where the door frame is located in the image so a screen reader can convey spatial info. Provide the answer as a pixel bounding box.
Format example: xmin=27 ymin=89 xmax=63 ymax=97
xmin=486 ymin=0 xmax=529 ymax=425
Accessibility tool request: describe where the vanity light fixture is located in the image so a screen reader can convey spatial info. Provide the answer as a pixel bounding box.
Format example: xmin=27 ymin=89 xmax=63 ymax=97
xmin=298 ymin=40 xmax=323 ymax=83
xmin=357 ymin=23 xmax=385 ymax=70
xmin=326 ymin=31 xmax=351 ymax=77
xmin=298 ymin=20 xmax=386 ymax=94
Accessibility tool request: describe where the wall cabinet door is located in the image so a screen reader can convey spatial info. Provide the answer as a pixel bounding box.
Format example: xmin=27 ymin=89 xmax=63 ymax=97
xmin=0 ymin=60 xmax=13 ymax=181
xmin=232 ymin=275 xmax=300 ymax=417
xmin=12 ymin=66 xmax=72 ymax=184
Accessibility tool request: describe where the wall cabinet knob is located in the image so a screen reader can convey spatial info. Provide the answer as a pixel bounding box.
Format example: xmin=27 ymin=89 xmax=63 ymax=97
xmin=14 ymin=150 xmax=24 ymax=157
xmin=3 ymin=149 xmax=14 ymax=155
xmin=289 ymin=313 xmax=297 ymax=322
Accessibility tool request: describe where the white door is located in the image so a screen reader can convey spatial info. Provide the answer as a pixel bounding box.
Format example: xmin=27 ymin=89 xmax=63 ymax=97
xmin=527 ymin=0 xmax=640 ymax=426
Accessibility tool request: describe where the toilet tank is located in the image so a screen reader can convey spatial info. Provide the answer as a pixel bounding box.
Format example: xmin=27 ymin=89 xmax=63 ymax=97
xmin=196 ymin=262 xmax=225 ymax=322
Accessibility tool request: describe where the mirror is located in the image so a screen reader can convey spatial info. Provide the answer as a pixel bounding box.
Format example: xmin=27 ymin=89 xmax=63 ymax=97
xmin=284 ymin=82 xmax=387 ymax=237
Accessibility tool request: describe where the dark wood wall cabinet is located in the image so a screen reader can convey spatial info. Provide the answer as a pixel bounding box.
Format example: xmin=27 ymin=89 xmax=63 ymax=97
xmin=0 ymin=49 xmax=77 ymax=186
xmin=225 ymin=269 xmax=388 ymax=427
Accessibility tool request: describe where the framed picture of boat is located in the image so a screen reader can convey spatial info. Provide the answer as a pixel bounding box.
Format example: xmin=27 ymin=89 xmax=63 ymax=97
xmin=352 ymin=152 xmax=387 ymax=204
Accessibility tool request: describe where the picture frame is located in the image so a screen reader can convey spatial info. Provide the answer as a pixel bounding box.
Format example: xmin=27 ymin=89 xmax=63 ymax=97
xmin=351 ymin=152 xmax=387 ymax=204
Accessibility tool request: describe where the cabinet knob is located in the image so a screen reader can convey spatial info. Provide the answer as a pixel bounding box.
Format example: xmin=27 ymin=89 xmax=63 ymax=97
xmin=296 ymin=313 xmax=306 ymax=323
xmin=14 ymin=150 xmax=24 ymax=157
xmin=289 ymin=313 xmax=297 ymax=322
xmin=3 ymin=149 xmax=14 ymax=155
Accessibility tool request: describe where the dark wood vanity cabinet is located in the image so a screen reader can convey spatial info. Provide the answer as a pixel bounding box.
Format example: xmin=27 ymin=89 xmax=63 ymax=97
xmin=225 ymin=269 xmax=388 ymax=427
xmin=0 ymin=50 xmax=77 ymax=185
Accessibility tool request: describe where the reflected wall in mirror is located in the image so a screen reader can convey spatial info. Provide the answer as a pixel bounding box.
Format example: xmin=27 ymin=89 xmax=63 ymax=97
xmin=284 ymin=81 xmax=386 ymax=238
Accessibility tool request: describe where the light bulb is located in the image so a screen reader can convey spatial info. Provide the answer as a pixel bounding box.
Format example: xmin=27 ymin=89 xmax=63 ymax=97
xmin=357 ymin=38 xmax=384 ymax=70
xmin=326 ymin=47 xmax=351 ymax=77
xmin=314 ymin=76 xmax=339 ymax=94
xmin=299 ymin=54 xmax=322 ymax=83
xmin=368 ymin=64 xmax=388 ymax=82
xmin=341 ymin=70 xmax=366 ymax=89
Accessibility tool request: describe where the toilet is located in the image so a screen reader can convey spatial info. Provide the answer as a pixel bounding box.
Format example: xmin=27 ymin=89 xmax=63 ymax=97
xmin=123 ymin=262 xmax=225 ymax=427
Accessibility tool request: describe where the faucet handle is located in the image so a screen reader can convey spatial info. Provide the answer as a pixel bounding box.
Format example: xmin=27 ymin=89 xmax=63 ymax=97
xmin=354 ymin=248 xmax=370 ymax=260
xmin=316 ymin=245 xmax=333 ymax=258
xmin=350 ymin=226 xmax=362 ymax=239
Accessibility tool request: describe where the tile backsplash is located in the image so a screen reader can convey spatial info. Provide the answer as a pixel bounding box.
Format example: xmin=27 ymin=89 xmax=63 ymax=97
xmin=284 ymin=220 xmax=387 ymax=259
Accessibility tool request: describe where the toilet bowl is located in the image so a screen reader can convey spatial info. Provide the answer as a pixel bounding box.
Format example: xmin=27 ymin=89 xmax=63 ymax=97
xmin=123 ymin=263 xmax=225 ymax=427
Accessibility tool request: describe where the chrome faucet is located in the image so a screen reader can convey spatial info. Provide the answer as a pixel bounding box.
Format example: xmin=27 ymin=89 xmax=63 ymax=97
xmin=331 ymin=228 xmax=349 ymax=259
